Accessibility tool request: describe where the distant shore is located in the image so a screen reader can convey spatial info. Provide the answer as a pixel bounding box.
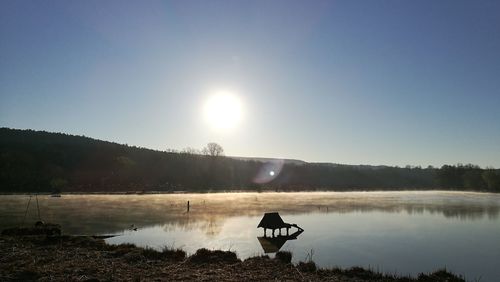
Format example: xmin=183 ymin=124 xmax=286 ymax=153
xmin=0 ymin=189 xmax=497 ymax=196
xmin=3 ymin=128 xmax=499 ymax=195
xmin=0 ymin=233 xmax=465 ymax=282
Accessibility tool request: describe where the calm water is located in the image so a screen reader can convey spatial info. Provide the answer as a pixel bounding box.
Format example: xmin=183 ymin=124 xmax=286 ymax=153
xmin=1 ymin=191 xmax=499 ymax=281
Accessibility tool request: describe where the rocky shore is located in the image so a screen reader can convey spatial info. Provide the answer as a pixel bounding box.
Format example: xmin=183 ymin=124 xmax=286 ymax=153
xmin=0 ymin=231 xmax=465 ymax=282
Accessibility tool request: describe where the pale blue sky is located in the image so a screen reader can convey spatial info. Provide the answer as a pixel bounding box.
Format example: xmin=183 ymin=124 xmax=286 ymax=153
xmin=1 ymin=0 xmax=500 ymax=167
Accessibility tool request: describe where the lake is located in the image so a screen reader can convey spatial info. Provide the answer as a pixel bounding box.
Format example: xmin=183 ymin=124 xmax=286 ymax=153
xmin=1 ymin=191 xmax=499 ymax=281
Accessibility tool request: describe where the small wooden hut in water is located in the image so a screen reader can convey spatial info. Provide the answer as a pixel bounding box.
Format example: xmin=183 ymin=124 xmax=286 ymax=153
xmin=257 ymin=212 xmax=303 ymax=237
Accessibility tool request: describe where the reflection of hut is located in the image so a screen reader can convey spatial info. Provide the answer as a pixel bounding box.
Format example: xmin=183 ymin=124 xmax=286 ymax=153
xmin=258 ymin=236 xmax=287 ymax=253
xmin=257 ymin=212 xmax=303 ymax=237
xmin=257 ymin=230 xmax=303 ymax=253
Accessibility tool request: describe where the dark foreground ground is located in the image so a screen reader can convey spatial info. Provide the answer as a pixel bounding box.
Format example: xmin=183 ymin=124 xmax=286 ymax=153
xmin=0 ymin=233 xmax=465 ymax=282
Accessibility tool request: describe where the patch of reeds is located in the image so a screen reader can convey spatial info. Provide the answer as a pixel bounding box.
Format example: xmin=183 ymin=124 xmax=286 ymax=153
xmin=324 ymin=266 xmax=465 ymax=282
xmin=108 ymin=243 xmax=137 ymax=257
xmin=330 ymin=266 xmax=385 ymax=279
xmin=189 ymin=248 xmax=239 ymax=264
xmin=417 ymin=269 xmax=465 ymax=282
xmin=142 ymin=246 xmax=186 ymax=261
xmin=297 ymin=248 xmax=317 ymax=272
xmin=297 ymin=261 xmax=317 ymax=272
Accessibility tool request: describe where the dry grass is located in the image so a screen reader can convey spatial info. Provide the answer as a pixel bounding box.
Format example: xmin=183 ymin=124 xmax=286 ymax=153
xmin=142 ymin=246 xmax=186 ymax=261
xmin=0 ymin=234 xmax=465 ymax=282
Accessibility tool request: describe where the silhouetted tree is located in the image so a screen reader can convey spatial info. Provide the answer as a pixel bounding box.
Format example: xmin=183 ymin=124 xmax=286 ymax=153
xmin=202 ymin=142 xmax=224 ymax=157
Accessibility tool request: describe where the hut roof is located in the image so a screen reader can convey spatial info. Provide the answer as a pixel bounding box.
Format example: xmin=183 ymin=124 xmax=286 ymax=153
xmin=257 ymin=212 xmax=291 ymax=229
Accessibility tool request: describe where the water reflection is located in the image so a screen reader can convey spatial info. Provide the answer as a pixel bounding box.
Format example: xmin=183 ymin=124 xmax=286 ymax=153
xmin=258 ymin=230 xmax=304 ymax=253
xmin=162 ymin=216 xmax=223 ymax=237
xmin=0 ymin=191 xmax=499 ymax=235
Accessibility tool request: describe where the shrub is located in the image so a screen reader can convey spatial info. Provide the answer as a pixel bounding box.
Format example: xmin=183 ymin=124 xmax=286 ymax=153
xmin=161 ymin=246 xmax=186 ymax=261
xmin=189 ymin=248 xmax=239 ymax=264
xmin=142 ymin=246 xmax=186 ymax=261
xmin=417 ymin=269 xmax=465 ymax=282
xmin=275 ymin=251 xmax=292 ymax=264
xmin=298 ymin=261 xmax=317 ymax=272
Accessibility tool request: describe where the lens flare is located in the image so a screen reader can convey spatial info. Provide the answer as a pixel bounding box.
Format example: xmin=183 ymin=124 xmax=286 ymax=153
xmin=253 ymin=160 xmax=284 ymax=184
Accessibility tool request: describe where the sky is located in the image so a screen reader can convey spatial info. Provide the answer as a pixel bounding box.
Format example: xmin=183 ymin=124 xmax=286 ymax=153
xmin=1 ymin=0 xmax=500 ymax=167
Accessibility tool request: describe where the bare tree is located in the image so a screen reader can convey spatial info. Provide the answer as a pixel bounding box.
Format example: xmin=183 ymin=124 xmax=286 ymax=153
xmin=202 ymin=142 xmax=224 ymax=157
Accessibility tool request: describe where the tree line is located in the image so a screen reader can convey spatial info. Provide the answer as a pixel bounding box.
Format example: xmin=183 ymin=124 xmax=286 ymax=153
xmin=436 ymin=164 xmax=500 ymax=191
xmin=1 ymin=128 xmax=499 ymax=193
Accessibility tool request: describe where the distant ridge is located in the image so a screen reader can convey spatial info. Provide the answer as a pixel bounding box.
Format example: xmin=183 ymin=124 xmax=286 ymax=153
xmin=1 ymin=127 xmax=498 ymax=193
xmin=0 ymin=127 xmax=400 ymax=169
xmin=229 ymin=156 xmax=306 ymax=166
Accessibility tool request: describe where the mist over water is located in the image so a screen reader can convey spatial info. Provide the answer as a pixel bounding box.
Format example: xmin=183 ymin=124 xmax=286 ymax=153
xmin=1 ymin=191 xmax=499 ymax=281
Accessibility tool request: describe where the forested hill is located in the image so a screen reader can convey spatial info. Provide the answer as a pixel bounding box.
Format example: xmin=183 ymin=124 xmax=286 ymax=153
xmin=1 ymin=128 xmax=499 ymax=193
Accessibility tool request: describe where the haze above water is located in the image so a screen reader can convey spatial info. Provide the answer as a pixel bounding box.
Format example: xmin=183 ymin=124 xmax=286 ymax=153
xmin=1 ymin=191 xmax=499 ymax=281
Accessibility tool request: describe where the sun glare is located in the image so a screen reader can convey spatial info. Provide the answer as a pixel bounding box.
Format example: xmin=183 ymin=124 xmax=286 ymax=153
xmin=204 ymin=90 xmax=243 ymax=130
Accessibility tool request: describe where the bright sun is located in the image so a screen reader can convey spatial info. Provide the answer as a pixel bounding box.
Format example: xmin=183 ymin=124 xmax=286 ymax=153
xmin=203 ymin=90 xmax=243 ymax=130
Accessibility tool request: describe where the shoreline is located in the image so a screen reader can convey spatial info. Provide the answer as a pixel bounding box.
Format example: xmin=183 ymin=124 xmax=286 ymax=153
xmin=0 ymin=234 xmax=465 ymax=281
xmin=0 ymin=189 xmax=497 ymax=196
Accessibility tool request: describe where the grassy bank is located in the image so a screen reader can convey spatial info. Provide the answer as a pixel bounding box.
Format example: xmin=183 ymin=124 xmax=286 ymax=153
xmin=0 ymin=234 xmax=465 ymax=281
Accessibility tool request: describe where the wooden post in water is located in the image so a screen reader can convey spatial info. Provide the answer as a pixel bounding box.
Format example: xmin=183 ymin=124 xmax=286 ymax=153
xmin=187 ymin=201 xmax=190 ymax=212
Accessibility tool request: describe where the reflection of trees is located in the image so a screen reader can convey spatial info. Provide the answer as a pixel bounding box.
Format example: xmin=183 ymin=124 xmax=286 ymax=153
xmin=201 ymin=217 xmax=222 ymax=236
xmin=308 ymin=203 xmax=499 ymax=220
xmin=0 ymin=192 xmax=498 ymax=235
xmin=161 ymin=215 xmax=223 ymax=237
